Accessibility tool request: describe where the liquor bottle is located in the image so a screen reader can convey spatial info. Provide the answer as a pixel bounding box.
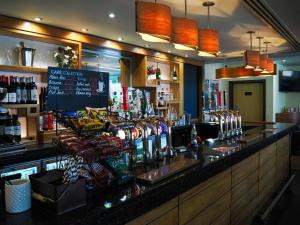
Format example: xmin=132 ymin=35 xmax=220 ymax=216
xmin=172 ymin=67 xmax=178 ymax=81
xmin=30 ymin=77 xmax=37 ymax=104
xmin=156 ymin=67 xmax=161 ymax=80
xmin=12 ymin=114 xmax=21 ymax=142
xmin=2 ymin=77 xmax=9 ymax=103
xmin=43 ymin=87 xmax=48 ymax=111
xmin=20 ymin=77 xmax=27 ymax=104
xmin=8 ymin=76 xmax=17 ymax=104
xmin=26 ymin=77 xmax=31 ymax=104
xmin=15 ymin=77 xmax=22 ymax=104
xmin=4 ymin=115 xmax=14 ymax=138
xmin=39 ymin=87 xmax=44 ymax=112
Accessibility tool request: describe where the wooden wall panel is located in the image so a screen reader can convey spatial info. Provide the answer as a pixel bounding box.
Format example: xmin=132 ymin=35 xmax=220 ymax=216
xmin=120 ymin=58 xmax=131 ymax=87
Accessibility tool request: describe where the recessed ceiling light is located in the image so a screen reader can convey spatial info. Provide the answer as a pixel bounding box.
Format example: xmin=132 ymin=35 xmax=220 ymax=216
xmin=282 ymin=59 xmax=286 ymax=62
xmin=167 ymin=50 xmax=172 ymax=53
xmin=81 ymin=28 xmax=88 ymax=32
xmin=34 ymin=17 xmax=43 ymax=22
xmin=185 ymin=54 xmax=189 ymax=58
xmin=118 ymin=37 xmax=124 ymax=41
xmin=145 ymin=44 xmax=151 ymax=48
xmin=108 ymin=13 xmax=115 ymax=18
xmin=155 ymin=52 xmax=160 ymax=56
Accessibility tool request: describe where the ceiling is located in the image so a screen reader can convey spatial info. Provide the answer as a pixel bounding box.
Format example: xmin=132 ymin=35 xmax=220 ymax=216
xmin=0 ymin=0 xmax=296 ymax=61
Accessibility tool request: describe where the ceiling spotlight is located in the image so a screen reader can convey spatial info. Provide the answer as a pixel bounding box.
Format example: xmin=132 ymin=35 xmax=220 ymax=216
xmin=167 ymin=50 xmax=172 ymax=53
xmin=155 ymin=52 xmax=160 ymax=56
xmin=185 ymin=54 xmax=189 ymax=58
xmin=108 ymin=13 xmax=115 ymax=18
xmin=34 ymin=17 xmax=43 ymax=22
xmin=118 ymin=37 xmax=124 ymax=41
xmin=145 ymin=44 xmax=151 ymax=48
xmin=81 ymin=28 xmax=88 ymax=32
xmin=282 ymin=59 xmax=286 ymax=62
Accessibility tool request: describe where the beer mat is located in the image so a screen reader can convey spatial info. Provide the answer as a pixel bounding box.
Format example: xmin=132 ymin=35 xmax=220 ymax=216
xmin=237 ymin=133 xmax=263 ymax=143
xmin=261 ymin=128 xmax=278 ymax=133
xmin=136 ymin=158 xmax=198 ymax=184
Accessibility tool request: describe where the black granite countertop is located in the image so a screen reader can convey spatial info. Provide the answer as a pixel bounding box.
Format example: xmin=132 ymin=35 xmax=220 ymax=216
xmin=0 ymin=143 xmax=57 ymax=168
xmin=0 ymin=123 xmax=297 ymax=225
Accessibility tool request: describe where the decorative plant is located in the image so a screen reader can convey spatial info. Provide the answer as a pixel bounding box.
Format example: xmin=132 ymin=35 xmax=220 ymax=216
xmin=54 ymin=46 xmax=78 ymax=68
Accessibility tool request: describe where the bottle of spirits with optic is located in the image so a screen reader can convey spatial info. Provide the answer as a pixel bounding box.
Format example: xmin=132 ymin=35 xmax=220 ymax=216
xmin=172 ymin=67 xmax=178 ymax=81
xmin=8 ymin=76 xmax=17 ymax=104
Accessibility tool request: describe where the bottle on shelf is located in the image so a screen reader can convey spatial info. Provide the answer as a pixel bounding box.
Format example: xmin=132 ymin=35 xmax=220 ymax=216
xmin=156 ymin=67 xmax=161 ymax=80
xmin=4 ymin=115 xmax=14 ymax=138
xmin=12 ymin=114 xmax=21 ymax=142
xmin=26 ymin=77 xmax=31 ymax=104
xmin=8 ymin=76 xmax=17 ymax=104
xmin=0 ymin=76 xmax=8 ymax=104
xmin=30 ymin=77 xmax=38 ymax=104
xmin=20 ymin=77 xmax=27 ymax=104
xmin=172 ymin=67 xmax=178 ymax=81
xmin=39 ymin=87 xmax=44 ymax=112
xmin=15 ymin=77 xmax=22 ymax=104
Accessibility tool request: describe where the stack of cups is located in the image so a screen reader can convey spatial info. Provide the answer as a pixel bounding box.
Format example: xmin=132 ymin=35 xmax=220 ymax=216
xmin=5 ymin=179 xmax=31 ymax=214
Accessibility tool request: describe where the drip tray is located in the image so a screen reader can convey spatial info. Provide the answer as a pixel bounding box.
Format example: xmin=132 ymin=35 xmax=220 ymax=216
xmin=136 ymin=158 xmax=198 ymax=185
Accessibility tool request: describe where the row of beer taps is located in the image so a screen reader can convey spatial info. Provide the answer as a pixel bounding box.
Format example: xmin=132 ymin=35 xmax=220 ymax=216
xmin=127 ymin=117 xmax=174 ymax=167
xmin=209 ymin=110 xmax=242 ymax=140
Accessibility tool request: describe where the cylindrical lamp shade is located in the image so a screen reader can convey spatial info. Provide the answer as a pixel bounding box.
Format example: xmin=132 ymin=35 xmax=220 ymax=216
xmin=260 ymin=55 xmax=268 ymax=71
xmin=244 ymin=50 xmax=260 ymax=69
xmin=266 ymin=58 xmax=274 ymax=73
xmin=216 ymin=67 xmax=255 ymax=79
xmin=172 ymin=17 xmax=198 ymax=50
xmin=136 ymin=1 xmax=172 ymax=43
xmin=198 ymin=28 xmax=219 ymax=57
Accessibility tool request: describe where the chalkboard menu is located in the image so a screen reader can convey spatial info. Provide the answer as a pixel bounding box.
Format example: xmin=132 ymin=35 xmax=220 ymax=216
xmin=47 ymin=67 xmax=109 ymax=111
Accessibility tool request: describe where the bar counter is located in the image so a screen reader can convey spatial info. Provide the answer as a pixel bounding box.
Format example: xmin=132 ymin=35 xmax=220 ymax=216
xmin=0 ymin=123 xmax=297 ymax=225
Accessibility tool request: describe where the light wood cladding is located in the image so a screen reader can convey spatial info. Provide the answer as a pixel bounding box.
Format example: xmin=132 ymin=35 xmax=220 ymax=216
xmin=179 ymin=169 xmax=231 ymax=225
xmin=232 ymin=152 xmax=259 ymax=187
xmin=120 ymin=58 xmax=131 ymax=86
xmin=211 ymin=210 xmax=230 ymax=225
xmin=126 ymin=197 xmax=178 ymax=225
xmin=132 ymin=55 xmax=147 ymax=87
xmin=0 ymin=65 xmax=48 ymax=73
xmin=184 ymin=192 xmax=231 ymax=225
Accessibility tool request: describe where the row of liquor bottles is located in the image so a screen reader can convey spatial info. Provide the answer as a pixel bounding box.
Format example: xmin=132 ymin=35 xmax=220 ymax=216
xmin=0 ymin=75 xmax=38 ymax=104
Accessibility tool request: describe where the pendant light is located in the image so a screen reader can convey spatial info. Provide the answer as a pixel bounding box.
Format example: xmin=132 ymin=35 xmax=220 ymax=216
xmin=261 ymin=41 xmax=274 ymax=74
xmin=136 ymin=0 xmax=172 ymax=43
xmin=198 ymin=1 xmax=219 ymax=57
xmin=244 ymin=31 xmax=260 ymax=69
xmin=254 ymin=36 xmax=263 ymax=72
xmin=172 ymin=0 xmax=198 ymax=50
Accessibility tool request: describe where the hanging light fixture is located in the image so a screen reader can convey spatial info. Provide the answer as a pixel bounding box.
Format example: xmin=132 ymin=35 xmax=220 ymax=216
xmin=261 ymin=41 xmax=274 ymax=74
xmin=172 ymin=0 xmax=198 ymax=50
xmin=136 ymin=0 xmax=172 ymax=43
xmin=254 ymin=36 xmax=264 ymax=72
xmin=244 ymin=31 xmax=260 ymax=69
xmin=198 ymin=1 xmax=219 ymax=57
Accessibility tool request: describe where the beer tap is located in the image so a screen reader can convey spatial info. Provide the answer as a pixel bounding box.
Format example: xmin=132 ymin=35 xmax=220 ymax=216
xmin=154 ymin=120 xmax=163 ymax=161
xmin=217 ymin=112 xmax=225 ymax=140
xmin=165 ymin=120 xmax=174 ymax=158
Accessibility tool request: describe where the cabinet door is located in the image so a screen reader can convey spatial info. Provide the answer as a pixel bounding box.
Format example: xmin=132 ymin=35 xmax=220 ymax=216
xmin=126 ymin=197 xmax=178 ymax=225
xmin=179 ymin=169 xmax=231 ymax=225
